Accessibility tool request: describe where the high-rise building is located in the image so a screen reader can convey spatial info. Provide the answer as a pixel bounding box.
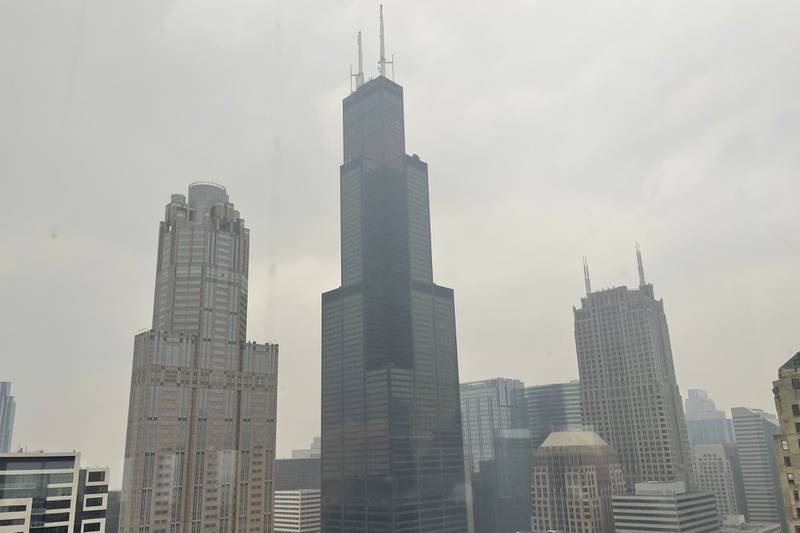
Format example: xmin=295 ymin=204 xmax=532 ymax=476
xmin=686 ymin=389 xmax=735 ymax=446
xmin=119 ymin=183 xmax=279 ymax=533
xmin=531 ymin=431 xmax=625 ymax=533
xmin=573 ymin=250 xmax=692 ymax=488
xmin=692 ymin=444 xmax=741 ymax=517
xmin=274 ymin=458 xmax=320 ymax=533
xmin=772 ymin=351 xmax=800 ymax=533
xmin=612 ymin=482 xmax=720 ymax=533
xmin=0 ymin=382 xmax=15 ymax=452
xmin=460 ymin=378 xmax=530 ymax=533
xmin=320 ymin=20 xmax=468 ymax=531
xmin=731 ymin=407 xmax=784 ymax=528
xmin=0 ymin=451 xmax=110 ymax=533
xmin=524 ymin=380 xmax=583 ymax=448
xmin=290 ymin=438 xmax=320 ymax=459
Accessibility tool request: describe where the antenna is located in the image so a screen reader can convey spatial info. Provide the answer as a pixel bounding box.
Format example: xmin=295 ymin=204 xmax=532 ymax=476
xmin=583 ymin=256 xmax=592 ymax=295
xmin=636 ymin=242 xmax=646 ymax=287
xmin=350 ymin=30 xmax=365 ymax=91
xmin=378 ymin=4 xmax=393 ymax=78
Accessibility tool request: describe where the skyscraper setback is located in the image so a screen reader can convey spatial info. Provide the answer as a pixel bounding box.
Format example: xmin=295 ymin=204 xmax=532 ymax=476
xmin=574 ymin=250 xmax=692 ymax=488
xmin=120 ymin=183 xmax=279 ymax=533
xmin=320 ymin=26 xmax=468 ymax=532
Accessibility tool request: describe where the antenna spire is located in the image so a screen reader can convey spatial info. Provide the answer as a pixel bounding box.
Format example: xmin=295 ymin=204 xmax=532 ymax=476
xmin=350 ymin=31 xmax=365 ymax=91
xmin=378 ymin=4 xmax=393 ymax=78
xmin=636 ymin=242 xmax=646 ymax=287
xmin=583 ymin=256 xmax=592 ymax=295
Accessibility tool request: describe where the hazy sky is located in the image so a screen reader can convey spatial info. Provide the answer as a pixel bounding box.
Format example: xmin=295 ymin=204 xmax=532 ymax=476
xmin=2 ymin=0 xmax=799 ymax=487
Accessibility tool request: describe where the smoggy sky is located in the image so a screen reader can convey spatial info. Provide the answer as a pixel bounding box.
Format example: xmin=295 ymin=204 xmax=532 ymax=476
xmin=2 ymin=1 xmax=799 ymax=486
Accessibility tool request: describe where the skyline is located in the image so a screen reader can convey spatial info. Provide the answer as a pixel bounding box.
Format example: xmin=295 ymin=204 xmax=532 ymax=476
xmin=2 ymin=0 xmax=800 ymax=488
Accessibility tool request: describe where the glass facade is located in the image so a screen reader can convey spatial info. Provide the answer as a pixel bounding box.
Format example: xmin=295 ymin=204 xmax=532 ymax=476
xmin=322 ymin=76 xmax=468 ymax=532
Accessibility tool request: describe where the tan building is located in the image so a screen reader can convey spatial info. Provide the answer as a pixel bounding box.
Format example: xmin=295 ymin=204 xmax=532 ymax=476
xmin=692 ymin=444 xmax=741 ymax=518
xmin=120 ymin=183 xmax=279 ymax=533
xmin=773 ymin=351 xmax=800 ymax=533
xmin=531 ymin=430 xmax=626 ymax=533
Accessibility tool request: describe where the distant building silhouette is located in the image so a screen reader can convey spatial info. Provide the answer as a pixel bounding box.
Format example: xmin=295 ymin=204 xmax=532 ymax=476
xmin=119 ymin=183 xmax=279 ymax=533
xmin=460 ymin=378 xmax=531 ymax=533
xmin=0 ymin=382 xmax=15 ymax=452
xmin=525 ymin=380 xmax=583 ymax=448
xmin=732 ymin=407 xmax=784 ymax=528
xmin=574 ymin=251 xmax=692 ymax=488
xmin=686 ymin=389 xmax=735 ymax=446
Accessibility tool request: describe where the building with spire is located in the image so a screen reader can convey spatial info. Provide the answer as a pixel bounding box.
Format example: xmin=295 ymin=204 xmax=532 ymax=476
xmin=119 ymin=183 xmax=279 ymax=533
xmin=321 ymin=9 xmax=468 ymax=531
xmin=573 ymin=247 xmax=692 ymax=489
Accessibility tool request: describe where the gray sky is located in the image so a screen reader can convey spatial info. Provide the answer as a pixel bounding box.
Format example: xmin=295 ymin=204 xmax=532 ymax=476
xmin=2 ymin=0 xmax=799 ymax=487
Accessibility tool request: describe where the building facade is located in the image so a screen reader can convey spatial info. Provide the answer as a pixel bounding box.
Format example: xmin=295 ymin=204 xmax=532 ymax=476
xmin=0 ymin=452 xmax=109 ymax=533
xmin=613 ymin=482 xmax=720 ymax=533
xmin=0 ymin=382 xmax=15 ymax=453
xmin=274 ymin=457 xmax=320 ymax=533
xmin=574 ymin=254 xmax=692 ymax=488
xmin=721 ymin=515 xmax=781 ymax=533
xmin=119 ymin=183 xmax=279 ymax=533
xmin=460 ymin=379 xmax=530 ymax=533
xmin=692 ymin=444 xmax=741 ymax=518
xmin=320 ymin=71 xmax=468 ymax=531
xmin=686 ymin=389 xmax=735 ymax=446
xmin=531 ymin=431 xmax=625 ymax=533
xmin=732 ymin=407 xmax=784 ymax=528
xmin=772 ymin=352 xmax=800 ymax=533
xmin=524 ymin=380 xmax=583 ymax=449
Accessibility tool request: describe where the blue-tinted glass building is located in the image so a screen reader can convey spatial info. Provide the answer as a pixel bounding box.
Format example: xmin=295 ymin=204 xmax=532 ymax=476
xmin=321 ymin=75 xmax=468 ymax=532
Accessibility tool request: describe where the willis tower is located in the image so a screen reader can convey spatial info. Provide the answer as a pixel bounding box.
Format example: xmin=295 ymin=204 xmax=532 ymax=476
xmin=321 ymin=8 xmax=469 ymax=533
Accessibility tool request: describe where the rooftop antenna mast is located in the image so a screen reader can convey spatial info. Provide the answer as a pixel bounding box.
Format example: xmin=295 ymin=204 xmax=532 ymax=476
xmin=378 ymin=4 xmax=393 ymax=78
xmin=583 ymin=256 xmax=592 ymax=295
xmin=350 ymin=30 xmax=365 ymax=91
xmin=636 ymin=242 xmax=646 ymax=287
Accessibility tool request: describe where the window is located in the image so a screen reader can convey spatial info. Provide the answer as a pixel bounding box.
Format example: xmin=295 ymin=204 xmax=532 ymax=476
xmin=794 ymin=490 xmax=799 ymax=502
xmin=787 ymin=457 xmax=793 ymax=467
xmin=796 ymin=423 xmax=800 ymax=434
xmin=793 ymin=379 xmax=800 ymax=390
xmin=85 ymin=497 xmax=104 ymax=507
xmin=784 ymin=440 xmax=790 ymax=451
xmin=87 ymin=471 xmax=105 ymax=482
xmin=789 ymin=473 xmax=796 ymax=484
xmin=793 ymin=404 xmax=800 ymax=416
xmin=83 ymin=523 xmax=101 ymax=532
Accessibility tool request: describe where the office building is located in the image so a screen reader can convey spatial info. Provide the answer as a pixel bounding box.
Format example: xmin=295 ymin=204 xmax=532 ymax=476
xmin=574 ymin=249 xmax=692 ymax=488
xmin=531 ymin=431 xmax=625 ymax=533
xmin=613 ymin=481 xmax=720 ymax=533
xmin=0 ymin=452 xmax=109 ymax=533
xmin=525 ymin=380 xmax=583 ymax=448
xmin=119 ymin=183 xmax=279 ymax=533
xmin=290 ymin=438 xmax=320 ymax=460
xmin=720 ymin=516 xmax=781 ymax=533
xmin=732 ymin=407 xmax=784 ymax=527
xmin=692 ymin=444 xmax=741 ymax=517
xmin=274 ymin=458 xmax=320 ymax=533
xmin=320 ymin=18 xmax=468 ymax=531
xmin=772 ymin=351 xmax=800 ymax=533
xmin=686 ymin=389 xmax=735 ymax=446
xmin=0 ymin=382 xmax=15 ymax=453
xmin=460 ymin=378 xmax=530 ymax=533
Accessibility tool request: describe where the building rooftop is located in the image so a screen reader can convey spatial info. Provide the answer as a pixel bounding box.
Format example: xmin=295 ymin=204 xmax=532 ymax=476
xmin=541 ymin=430 xmax=608 ymax=448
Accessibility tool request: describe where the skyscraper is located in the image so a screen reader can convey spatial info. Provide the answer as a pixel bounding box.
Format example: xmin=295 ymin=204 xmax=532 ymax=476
xmin=686 ymin=389 xmax=735 ymax=446
xmin=120 ymin=183 xmax=279 ymax=533
xmin=731 ymin=407 xmax=784 ymax=528
xmin=320 ymin=18 xmax=468 ymax=531
xmin=771 ymin=351 xmax=800 ymax=533
xmin=531 ymin=431 xmax=625 ymax=533
xmin=692 ymin=444 xmax=741 ymax=517
xmin=573 ymin=250 xmax=692 ymax=488
xmin=525 ymin=380 xmax=583 ymax=448
xmin=460 ymin=378 xmax=530 ymax=533
xmin=0 ymin=381 xmax=15 ymax=452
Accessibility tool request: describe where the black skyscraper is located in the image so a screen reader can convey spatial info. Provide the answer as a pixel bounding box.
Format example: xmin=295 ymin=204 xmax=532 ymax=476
xmin=320 ymin=71 xmax=468 ymax=532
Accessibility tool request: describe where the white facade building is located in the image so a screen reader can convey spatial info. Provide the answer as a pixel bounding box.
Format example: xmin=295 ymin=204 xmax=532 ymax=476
xmin=273 ymin=491 xmax=320 ymax=533
xmin=613 ymin=481 xmax=720 ymax=533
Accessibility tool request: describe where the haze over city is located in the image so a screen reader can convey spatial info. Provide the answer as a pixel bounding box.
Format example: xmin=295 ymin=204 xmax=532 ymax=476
xmin=2 ymin=0 xmax=799 ymax=492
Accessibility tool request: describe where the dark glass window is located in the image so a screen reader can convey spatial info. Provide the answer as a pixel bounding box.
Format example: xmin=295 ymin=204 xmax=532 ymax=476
xmin=80 ymin=511 xmax=106 ymax=520
xmin=793 ymin=404 xmax=800 ymax=416
xmin=787 ymin=457 xmax=793 ymax=467
xmin=0 ymin=519 xmax=26 ymax=526
xmin=793 ymin=379 xmax=800 ymax=390
xmin=85 ymin=497 xmax=103 ymax=507
xmin=84 ymin=485 xmax=108 ymax=495
xmin=47 ymin=499 xmax=71 ymax=510
xmin=0 ymin=457 xmax=75 ymax=471
xmin=87 ymin=472 xmax=105 ymax=482
xmin=795 ymin=422 xmax=800 ymax=434
xmin=0 ymin=505 xmax=27 ymax=513
xmin=44 ymin=513 xmax=71 ymax=523
xmin=83 ymin=523 xmax=101 ymax=532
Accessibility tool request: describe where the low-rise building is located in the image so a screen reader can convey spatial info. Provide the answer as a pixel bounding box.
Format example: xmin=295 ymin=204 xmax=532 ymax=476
xmin=613 ymin=481 xmax=720 ymax=533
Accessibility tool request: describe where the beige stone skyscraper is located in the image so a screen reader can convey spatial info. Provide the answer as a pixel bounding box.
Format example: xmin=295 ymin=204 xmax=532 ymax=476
xmin=772 ymin=351 xmax=800 ymax=533
xmin=574 ymin=249 xmax=692 ymax=488
xmin=120 ymin=183 xmax=279 ymax=533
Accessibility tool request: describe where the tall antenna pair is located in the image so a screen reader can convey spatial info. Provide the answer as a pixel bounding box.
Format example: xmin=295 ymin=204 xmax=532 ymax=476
xmin=581 ymin=243 xmax=647 ymax=295
xmin=350 ymin=4 xmax=394 ymax=92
